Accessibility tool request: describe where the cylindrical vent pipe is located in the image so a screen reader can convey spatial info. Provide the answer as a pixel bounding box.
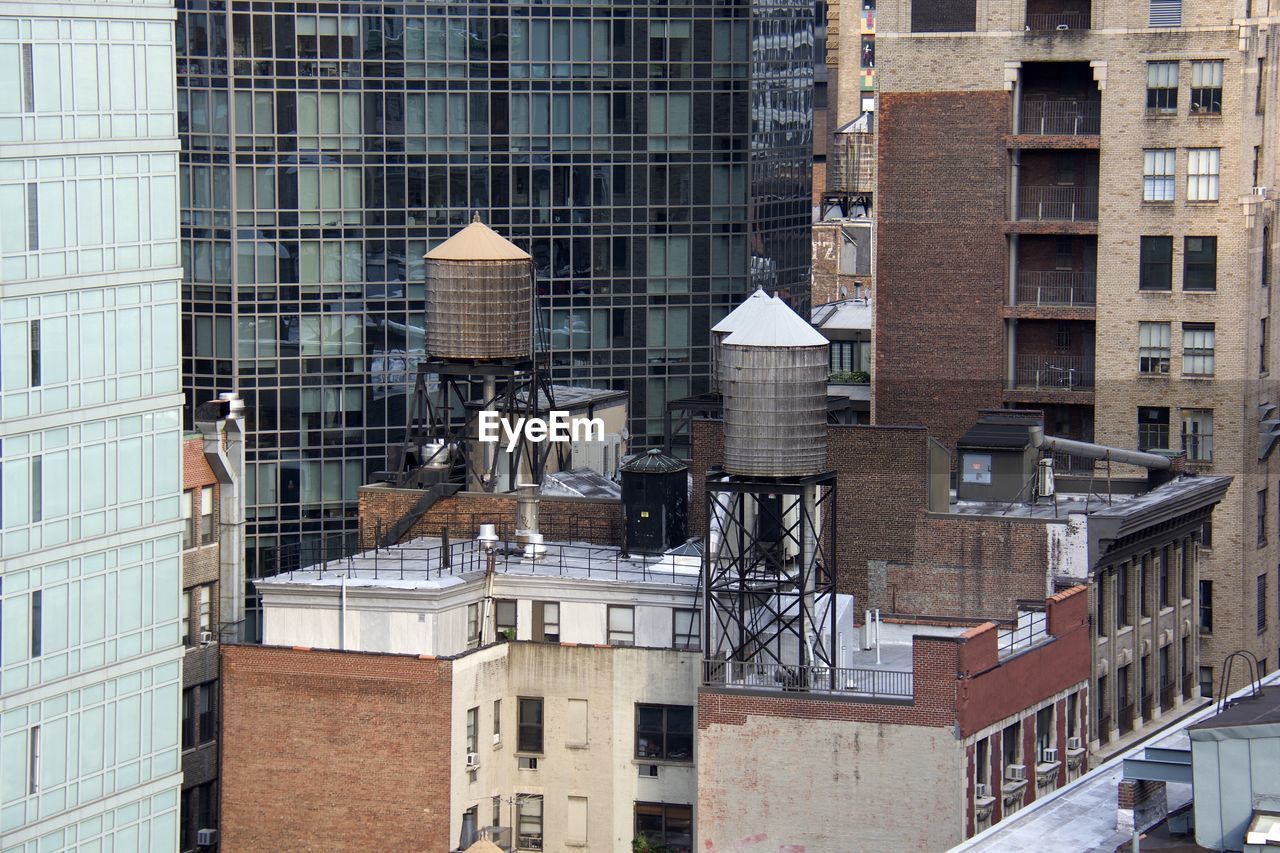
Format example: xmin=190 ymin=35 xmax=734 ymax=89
xmin=1028 ymin=426 xmax=1172 ymax=470
xmin=515 ymin=482 xmax=539 ymax=546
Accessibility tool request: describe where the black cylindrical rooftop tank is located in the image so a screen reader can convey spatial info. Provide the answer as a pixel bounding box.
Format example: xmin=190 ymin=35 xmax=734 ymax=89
xmin=620 ymin=449 xmax=689 ymax=555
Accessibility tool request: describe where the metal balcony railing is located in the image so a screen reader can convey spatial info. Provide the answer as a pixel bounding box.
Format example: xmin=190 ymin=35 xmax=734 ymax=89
xmin=997 ymin=608 xmax=1048 ymax=658
xmin=1119 ymin=702 xmax=1135 ymax=734
xmin=1015 ymin=270 xmax=1097 ymax=306
xmin=701 ymin=658 xmax=914 ymax=699
xmin=1014 ymin=354 xmax=1095 ymax=391
xmin=1025 ymin=11 xmax=1091 ymax=31
xmin=1160 ymin=682 xmax=1176 ymax=712
xmin=1018 ymin=185 xmax=1098 ymax=222
xmin=1019 ymin=99 xmax=1100 ymax=135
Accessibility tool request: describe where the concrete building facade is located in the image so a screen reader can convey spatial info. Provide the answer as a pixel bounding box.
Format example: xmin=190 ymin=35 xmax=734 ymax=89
xmin=0 ymin=0 xmax=186 ymax=849
xmin=872 ymin=0 xmax=1280 ymax=695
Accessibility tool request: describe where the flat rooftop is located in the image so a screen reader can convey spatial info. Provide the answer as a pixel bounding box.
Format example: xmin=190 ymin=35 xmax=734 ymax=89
xmin=256 ymin=536 xmax=702 ymax=592
xmin=1189 ymin=686 xmax=1280 ymax=733
xmin=950 ymin=474 xmax=1232 ymax=522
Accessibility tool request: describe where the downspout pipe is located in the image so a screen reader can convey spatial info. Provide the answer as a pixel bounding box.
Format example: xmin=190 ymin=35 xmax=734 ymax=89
xmin=195 ymin=393 xmax=247 ymax=641
xmin=1028 ymin=425 xmax=1172 ymax=470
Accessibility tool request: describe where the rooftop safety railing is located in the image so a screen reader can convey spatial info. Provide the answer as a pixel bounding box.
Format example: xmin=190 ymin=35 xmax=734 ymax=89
xmin=1024 ymin=11 xmax=1091 ymax=31
xmin=701 ymin=658 xmax=914 ymax=699
xmin=1019 ymin=98 xmax=1100 ymax=135
xmin=997 ymin=608 xmax=1049 ymax=658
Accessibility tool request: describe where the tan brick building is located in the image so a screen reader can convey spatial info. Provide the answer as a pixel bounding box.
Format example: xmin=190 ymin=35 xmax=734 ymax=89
xmin=871 ymin=1 xmax=1280 ymax=698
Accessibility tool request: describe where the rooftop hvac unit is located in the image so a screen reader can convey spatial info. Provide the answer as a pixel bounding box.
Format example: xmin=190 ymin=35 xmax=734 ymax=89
xmin=465 ymin=752 xmax=480 ymax=769
xmin=196 ymin=829 xmax=218 ymax=847
xmin=1067 ymin=736 xmax=1083 ymax=751
xmin=1005 ymin=764 xmax=1027 ymax=782
xmin=1041 ymin=748 xmax=1059 ymax=764
xmin=975 ymin=783 xmax=990 ymax=799
xmin=199 ymin=630 xmax=215 ymax=646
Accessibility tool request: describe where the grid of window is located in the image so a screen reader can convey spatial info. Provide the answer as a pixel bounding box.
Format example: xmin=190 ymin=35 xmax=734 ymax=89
xmin=1138 ymin=406 xmax=1170 ymax=451
xmin=1182 ymin=323 xmax=1215 ymax=375
xmin=636 ymin=704 xmax=694 ymax=761
xmin=1138 ymin=322 xmax=1170 ymax=374
xmin=608 ymin=604 xmax=635 ymax=646
xmin=1190 ymin=61 xmax=1224 ymax=114
xmin=672 ymin=608 xmax=699 ymax=650
xmin=1180 ymin=409 xmax=1214 ymax=462
xmin=517 ymin=794 xmax=543 ymax=851
xmin=1146 ymin=62 xmax=1178 ymax=114
xmin=635 ymin=802 xmax=693 ymax=852
xmin=517 ymin=697 xmax=543 ymax=754
xmin=1143 ymin=149 xmax=1176 ymax=201
xmin=1200 ymin=579 xmax=1213 ymax=633
xmin=179 ymin=2 xmax=815 ymax=618
xmin=1259 ymin=574 xmax=1269 ymax=632
xmin=1261 ymin=488 xmax=1270 ymax=547
xmin=1187 ymin=148 xmax=1221 ymax=201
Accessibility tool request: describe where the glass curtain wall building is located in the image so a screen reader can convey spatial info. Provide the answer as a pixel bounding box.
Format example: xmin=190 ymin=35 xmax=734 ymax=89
xmin=177 ymin=0 xmax=813 ymax=635
xmin=0 ymin=1 xmax=185 ymax=849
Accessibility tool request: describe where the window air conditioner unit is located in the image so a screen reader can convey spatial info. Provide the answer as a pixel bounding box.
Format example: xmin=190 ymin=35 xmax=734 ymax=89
xmin=196 ymin=829 xmax=218 ymax=846
xmin=492 ymin=733 xmax=501 ymax=746
xmin=975 ymin=783 xmax=990 ymax=799
xmin=639 ymin=764 xmax=659 ymax=778
xmin=199 ymin=631 xmax=215 ymax=645
xmin=1253 ymin=186 xmax=1269 ymax=196
xmin=1042 ymin=748 xmax=1059 ymax=764
xmin=1067 ymin=736 xmax=1083 ymax=751
xmin=1005 ymin=764 xmax=1027 ymax=782
xmin=465 ymin=752 xmax=480 ymax=769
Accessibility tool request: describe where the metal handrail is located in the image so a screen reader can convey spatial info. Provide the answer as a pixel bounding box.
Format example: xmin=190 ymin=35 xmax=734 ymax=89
xmin=1014 ymin=354 xmax=1096 ymax=390
xmin=1015 ymin=270 xmax=1097 ymax=306
xmin=1018 ymin=185 xmax=1098 ymax=222
xmin=997 ymin=608 xmax=1049 ymax=658
xmin=701 ymin=658 xmax=914 ymax=699
xmin=1018 ymin=97 xmax=1099 ymax=134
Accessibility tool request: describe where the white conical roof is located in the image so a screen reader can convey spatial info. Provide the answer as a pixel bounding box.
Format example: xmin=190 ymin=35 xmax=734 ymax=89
xmin=722 ymin=296 xmax=828 ymax=347
xmin=424 ymin=215 xmax=530 ymax=261
xmin=712 ymin=288 xmax=772 ymax=334
xmin=464 ymin=840 xmax=504 ymax=853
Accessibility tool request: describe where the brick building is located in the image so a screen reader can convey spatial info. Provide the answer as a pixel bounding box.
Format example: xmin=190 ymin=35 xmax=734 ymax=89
xmin=697 ymin=587 xmax=1091 ymax=850
xmin=870 ymin=1 xmax=1280 ymax=694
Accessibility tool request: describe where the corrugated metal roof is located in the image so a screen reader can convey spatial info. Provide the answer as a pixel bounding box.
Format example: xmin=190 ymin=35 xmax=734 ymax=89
xmin=424 ymin=216 xmax=531 ymax=261
xmin=620 ymin=448 xmax=688 ymax=474
xmin=957 ymin=421 xmax=1032 ymax=450
xmin=721 ymin=296 xmax=828 ymax=347
xmin=711 ymin=288 xmax=772 ymax=334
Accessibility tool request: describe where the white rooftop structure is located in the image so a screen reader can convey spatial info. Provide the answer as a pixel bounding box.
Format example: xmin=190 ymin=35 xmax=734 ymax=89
xmin=712 ymin=287 xmax=773 ymax=334
xmin=721 ymin=296 xmax=828 ymax=348
xmin=812 ymin=297 xmax=873 ymax=332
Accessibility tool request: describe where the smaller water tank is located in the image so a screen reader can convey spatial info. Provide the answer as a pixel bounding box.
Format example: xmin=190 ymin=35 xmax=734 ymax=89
xmin=621 ymin=449 xmax=689 ymax=555
xmin=425 ymin=216 xmax=532 ymax=361
xmin=720 ymin=297 xmax=829 ymax=478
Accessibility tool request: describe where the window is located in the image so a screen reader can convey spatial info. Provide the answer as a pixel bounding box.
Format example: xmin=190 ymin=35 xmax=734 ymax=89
xmin=1035 ymin=705 xmax=1054 ymax=759
xmin=28 ymin=726 xmax=39 ymax=795
xmin=199 ymin=685 xmax=216 ymax=744
xmin=199 ymin=486 xmax=214 ymax=543
xmin=30 ymin=589 xmax=41 ymax=657
xmin=517 ymin=697 xmax=543 ymax=753
xmin=492 ymin=795 xmax=502 ymax=828
xmin=636 ymin=704 xmax=694 ymax=761
xmin=1140 ymin=236 xmax=1173 ymax=290
xmin=1200 ymin=580 xmax=1213 ymax=632
xmin=976 ymin=738 xmax=990 ymax=786
xmin=1259 ymin=57 xmax=1268 ymax=116
xmin=25 ymin=182 xmax=38 ymax=251
xmin=1260 ymin=574 xmax=1269 ymax=633
xmin=1149 ymin=0 xmax=1181 ymax=27
xmin=516 ymin=794 xmax=543 ymax=851
xmin=1140 ymin=558 xmax=1151 ymax=618
xmin=180 ymin=781 xmax=218 ymax=853
xmin=1097 ymin=674 xmax=1109 ymax=725
xmin=1143 ymin=149 xmax=1176 ymax=201
xmin=1096 ymin=573 xmax=1107 ymax=634
xmin=19 ymin=43 xmax=33 ymax=112
xmin=534 ymin=601 xmax=559 ymax=643
xmin=496 ymin=599 xmax=517 ymax=638
xmin=466 ymin=707 xmax=478 ymax=754
xmin=608 ymin=605 xmax=635 ymax=646
xmin=1181 ymin=409 xmax=1214 ymax=462
xmin=1067 ymin=693 xmax=1079 ymax=739
xmin=1183 ymin=236 xmax=1218 ymax=290
xmin=1200 ymin=665 xmax=1213 ymax=698
xmin=1201 ymin=520 xmax=1213 ymax=548
xmin=182 ymin=491 xmax=196 ymax=549
xmin=30 ymin=455 xmax=41 ymax=523
xmin=1001 ymin=721 xmax=1021 ymax=769
xmin=1262 ymin=488 xmax=1270 ymax=546
xmin=1182 ymin=323 xmax=1215 ymax=375
xmin=1263 ymin=318 xmax=1269 ymax=375
xmin=180 ymin=588 xmax=191 ymax=646
xmin=1116 ymin=564 xmax=1131 ymax=628
xmin=635 ymin=803 xmax=693 ymax=852
xmin=466 ymin=603 xmax=480 ymax=648
xmin=1138 ymin=407 xmax=1170 ymax=451
xmin=672 ymin=609 xmax=699 ymax=650
xmin=1187 ymin=149 xmax=1220 ymax=201
xmin=1138 ymin=322 xmax=1171 ymax=374
xmin=1146 ymin=62 xmax=1178 ymax=114
xmin=197 ymin=584 xmax=212 ymax=637
xmin=1182 ymin=541 xmax=1193 ymax=601
xmin=829 ymin=338 xmax=871 ymax=375
xmin=493 ymin=699 xmax=501 ymax=742
xmin=1159 ymin=547 xmax=1171 ymax=608
xmin=1190 ymin=61 xmax=1223 ymax=114
xmin=182 ymin=686 xmax=216 ymax=749
xmin=29 ymin=319 xmax=40 ymax=387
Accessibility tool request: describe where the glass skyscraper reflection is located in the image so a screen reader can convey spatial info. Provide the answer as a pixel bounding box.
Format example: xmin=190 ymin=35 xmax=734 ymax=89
xmin=177 ymin=0 xmax=813 ymax=634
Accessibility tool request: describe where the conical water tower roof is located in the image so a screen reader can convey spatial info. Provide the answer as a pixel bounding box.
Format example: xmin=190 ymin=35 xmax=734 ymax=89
xmin=711 ymin=288 xmax=772 ymax=334
xmin=424 ymin=215 xmax=530 ymax=261
xmin=722 ymin=296 xmax=828 ymax=348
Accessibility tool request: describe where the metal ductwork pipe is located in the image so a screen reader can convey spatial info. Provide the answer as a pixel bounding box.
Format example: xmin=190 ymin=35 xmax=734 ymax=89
xmin=1028 ymin=426 xmax=1171 ymax=470
xmin=515 ymin=482 xmax=539 ymax=546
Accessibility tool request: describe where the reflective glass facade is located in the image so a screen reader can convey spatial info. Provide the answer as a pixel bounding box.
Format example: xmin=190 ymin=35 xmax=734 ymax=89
xmin=0 ymin=4 xmax=185 ymax=850
xmin=177 ymin=0 xmax=812 ymax=632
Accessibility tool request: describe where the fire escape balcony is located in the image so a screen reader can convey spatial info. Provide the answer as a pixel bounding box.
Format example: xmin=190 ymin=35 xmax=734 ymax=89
xmin=1015 ymin=270 xmax=1096 ymax=306
xmin=1018 ymin=99 xmax=1099 ymax=135
xmin=1014 ymin=354 xmax=1095 ymax=391
xmin=1025 ymin=10 xmax=1091 ymax=30
xmin=1018 ymin=186 xmax=1098 ymax=222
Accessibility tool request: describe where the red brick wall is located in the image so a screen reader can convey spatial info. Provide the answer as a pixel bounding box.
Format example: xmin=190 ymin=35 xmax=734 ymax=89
xmin=875 ymin=91 xmax=1011 ymax=450
xmin=183 ymin=435 xmax=219 ymax=491
xmin=691 ymin=421 xmax=1048 ymax=618
xmin=955 ymin=587 xmax=1091 ymax=736
xmin=357 ymin=485 xmax=623 ymax=549
xmin=219 ymin=645 xmax=453 ymax=852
